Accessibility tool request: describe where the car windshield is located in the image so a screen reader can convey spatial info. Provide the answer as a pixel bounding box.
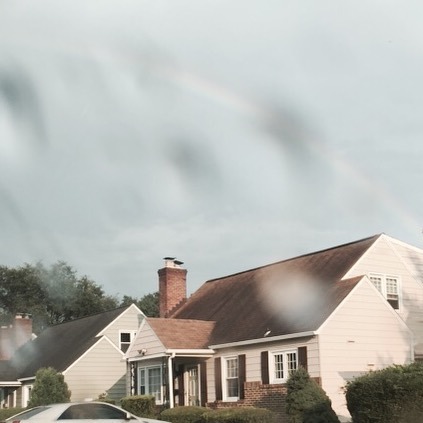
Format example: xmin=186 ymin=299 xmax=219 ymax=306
xmin=58 ymin=403 xmax=128 ymax=420
xmin=6 ymin=406 xmax=51 ymax=421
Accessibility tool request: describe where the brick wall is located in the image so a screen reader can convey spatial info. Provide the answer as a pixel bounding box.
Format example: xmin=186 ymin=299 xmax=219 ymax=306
xmin=208 ymin=381 xmax=289 ymax=421
xmin=158 ymin=266 xmax=187 ymax=318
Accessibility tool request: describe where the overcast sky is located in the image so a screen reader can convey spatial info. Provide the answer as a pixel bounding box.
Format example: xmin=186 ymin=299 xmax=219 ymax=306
xmin=1 ymin=1 xmax=423 ymax=299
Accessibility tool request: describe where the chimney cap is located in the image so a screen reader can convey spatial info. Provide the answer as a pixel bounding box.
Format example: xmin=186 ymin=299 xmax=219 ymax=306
xmin=163 ymin=257 xmax=184 ymax=268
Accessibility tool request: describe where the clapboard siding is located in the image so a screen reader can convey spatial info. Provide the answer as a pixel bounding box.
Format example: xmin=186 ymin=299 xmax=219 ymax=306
xmin=126 ymin=320 xmax=165 ymax=359
xmin=64 ymin=337 xmax=126 ymax=401
xmin=318 ymin=278 xmax=412 ymax=420
xmin=100 ymin=304 xmax=143 ymax=349
xmin=345 ymin=235 xmax=423 ymax=351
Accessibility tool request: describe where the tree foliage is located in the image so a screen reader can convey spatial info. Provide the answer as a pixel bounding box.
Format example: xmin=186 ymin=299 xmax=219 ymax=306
xmin=28 ymin=367 xmax=71 ymax=407
xmin=286 ymin=367 xmax=340 ymax=423
xmin=0 ymin=261 xmax=159 ymax=333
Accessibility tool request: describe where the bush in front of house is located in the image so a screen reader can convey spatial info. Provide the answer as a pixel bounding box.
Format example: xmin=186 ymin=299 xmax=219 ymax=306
xmin=286 ymin=367 xmax=340 ymax=423
xmin=160 ymin=406 xmax=207 ymax=423
xmin=121 ymin=395 xmax=156 ymax=418
xmin=345 ymin=362 xmax=423 ymax=423
xmin=202 ymin=407 xmax=276 ymax=423
xmin=28 ymin=367 xmax=71 ymax=407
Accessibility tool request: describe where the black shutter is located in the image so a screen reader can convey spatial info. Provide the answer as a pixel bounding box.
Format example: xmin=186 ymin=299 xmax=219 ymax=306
xmin=178 ymin=366 xmax=185 ymax=406
xmin=200 ymin=362 xmax=208 ymax=406
xmin=261 ymin=351 xmax=269 ymax=384
xmin=298 ymin=346 xmax=308 ymax=371
xmin=215 ymin=357 xmax=222 ymax=401
xmin=238 ymin=354 xmax=246 ymax=400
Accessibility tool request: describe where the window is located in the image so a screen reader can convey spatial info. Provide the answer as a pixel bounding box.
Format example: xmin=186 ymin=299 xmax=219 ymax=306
xmin=58 ymin=403 xmax=131 ymax=419
xmin=119 ymin=330 xmax=137 ymax=352
xmin=138 ymin=366 xmax=163 ymax=404
xmin=224 ymin=356 xmax=239 ymax=400
xmin=271 ymin=350 xmax=297 ymax=383
xmin=369 ymin=274 xmax=400 ymax=309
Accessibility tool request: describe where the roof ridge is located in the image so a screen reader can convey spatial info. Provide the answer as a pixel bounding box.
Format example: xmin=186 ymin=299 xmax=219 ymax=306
xmin=205 ymin=233 xmax=382 ymax=283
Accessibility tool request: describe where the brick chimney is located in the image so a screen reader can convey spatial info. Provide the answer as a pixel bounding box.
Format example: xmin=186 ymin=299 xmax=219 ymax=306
xmin=158 ymin=257 xmax=187 ymax=318
xmin=0 ymin=313 xmax=33 ymax=360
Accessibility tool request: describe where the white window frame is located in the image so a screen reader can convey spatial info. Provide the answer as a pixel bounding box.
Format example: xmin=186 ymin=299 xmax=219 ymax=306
xmin=222 ymin=356 xmax=239 ymax=402
xmin=369 ymin=274 xmax=401 ymax=310
xmin=270 ymin=350 xmax=298 ymax=383
xmin=138 ymin=365 xmax=163 ymax=404
xmin=119 ymin=330 xmax=137 ymax=352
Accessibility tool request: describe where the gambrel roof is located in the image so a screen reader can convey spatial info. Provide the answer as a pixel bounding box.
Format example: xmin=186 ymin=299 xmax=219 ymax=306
xmin=171 ymin=235 xmax=380 ymax=345
xmin=9 ymin=305 xmax=136 ymax=380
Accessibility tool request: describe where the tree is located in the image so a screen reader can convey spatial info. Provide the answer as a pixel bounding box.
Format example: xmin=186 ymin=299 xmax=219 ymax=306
xmin=0 ymin=261 xmax=119 ymax=333
xmin=286 ymin=367 xmax=339 ymax=423
xmin=120 ymin=292 xmax=159 ymax=317
xmin=28 ymin=367 xmax=71 ymax=407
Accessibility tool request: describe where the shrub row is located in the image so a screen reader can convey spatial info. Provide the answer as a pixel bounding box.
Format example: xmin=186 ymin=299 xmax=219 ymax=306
xmin=121 ymin=395 xmax=157 ymax=418
xmin=0 ymin=407 xmax=24 ymax=423
xmin=160 ymin=406 xmax=276 ymax=423
xmin=346 ymin=362 xmax=423 ymax=423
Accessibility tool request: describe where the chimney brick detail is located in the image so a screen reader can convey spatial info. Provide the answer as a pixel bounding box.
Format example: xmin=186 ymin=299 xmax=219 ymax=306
xmin=159 ymin=265 xmax=187 ymax=318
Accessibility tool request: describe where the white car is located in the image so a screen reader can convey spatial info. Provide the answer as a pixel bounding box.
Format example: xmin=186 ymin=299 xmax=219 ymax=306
xmin=6 ymin=402 xmax=170 ymax=423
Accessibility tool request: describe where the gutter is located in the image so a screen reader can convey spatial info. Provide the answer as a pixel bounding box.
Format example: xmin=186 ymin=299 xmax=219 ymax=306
xmin=209 ymin=331 xmax=316 ymax=349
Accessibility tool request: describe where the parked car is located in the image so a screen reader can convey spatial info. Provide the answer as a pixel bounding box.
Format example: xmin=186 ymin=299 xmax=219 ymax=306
xmin=5 ymin=402 xmax=170 ymax=423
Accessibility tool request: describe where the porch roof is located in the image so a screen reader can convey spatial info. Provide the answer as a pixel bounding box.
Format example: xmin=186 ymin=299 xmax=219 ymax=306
xmin=148 ymin=318 xmax=216 ymax=349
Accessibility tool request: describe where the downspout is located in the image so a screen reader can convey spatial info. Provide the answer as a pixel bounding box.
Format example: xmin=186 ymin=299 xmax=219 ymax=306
xmin=168 ymin=353 xmax=176 ymax=408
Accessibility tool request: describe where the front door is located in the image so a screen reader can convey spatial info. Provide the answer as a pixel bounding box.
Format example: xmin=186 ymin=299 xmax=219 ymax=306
xmin=187 ymin=366 xmax=199 ymax=406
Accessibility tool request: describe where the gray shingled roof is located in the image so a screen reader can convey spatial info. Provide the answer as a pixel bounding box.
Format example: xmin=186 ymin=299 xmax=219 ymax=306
xmin=9 ymin=306 xmax=130 ymax=379
xmin=172 ymin=235 xmax=380 ymax=345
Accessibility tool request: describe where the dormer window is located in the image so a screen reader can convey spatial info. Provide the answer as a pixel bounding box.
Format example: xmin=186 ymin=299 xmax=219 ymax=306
xmin=369 ymin=274 xmax=400 ymax=310
xmin=119 ymin=331 xmax=137 ymax=352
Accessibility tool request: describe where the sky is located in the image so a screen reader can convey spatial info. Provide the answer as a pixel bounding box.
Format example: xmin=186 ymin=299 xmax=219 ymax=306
xmin=1 ymin=1 xmax=423 ymax=300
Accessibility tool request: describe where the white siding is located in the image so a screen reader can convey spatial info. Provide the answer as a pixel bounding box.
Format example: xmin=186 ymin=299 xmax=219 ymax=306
xmin=126 ymin=320 xmax=165 ymax=359
xmin=100 ymin=305 xmax=143 ymax=350
xmin=64 ymin=337 xmax=126 ymax=402
xmin=318 ymin=278 xmax=412 ymax=420
xmin=345 ymin=234 xmax=423 ymax=352
xmin=208 ymin=336 xmax=319 ymax=402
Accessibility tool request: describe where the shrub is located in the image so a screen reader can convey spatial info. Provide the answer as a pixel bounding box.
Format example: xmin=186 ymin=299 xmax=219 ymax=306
xmin=28 ymin=367 xmax=71 ymax=407
xmin=0 ymin=407 xmax=24 ymax=422
xmin=203 ymin=407 xmax=276 ymax=423
xmin=286 ymin=367 xmax=339 ymax=423
xmin=121 ymin=395 xmax=156 ymax=418
xmin=345 ymin=362 xmax=423 ymax=423
xmin=160 ymin=406 xmax=206 ymax=423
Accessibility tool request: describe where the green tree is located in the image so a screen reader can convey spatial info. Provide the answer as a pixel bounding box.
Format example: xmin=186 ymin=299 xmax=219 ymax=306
xmin=120 ymin=292 xmax=159 ymax=317
xmin=286 ymin=367 xmax=339 ymax=423
xmin=0 ymin=261 xmax=119 ymax=333
xmin=28 ymin=367 xmax=71 ymax=407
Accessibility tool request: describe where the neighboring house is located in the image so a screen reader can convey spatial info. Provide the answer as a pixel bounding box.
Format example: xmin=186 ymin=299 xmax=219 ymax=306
xmin=126 ymin=234 xmax=423 ymax=421
xmin=0 ymin=304 xmax=143 ymax=408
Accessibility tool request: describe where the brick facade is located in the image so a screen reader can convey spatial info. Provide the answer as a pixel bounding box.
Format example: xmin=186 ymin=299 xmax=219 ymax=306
xmin=208 ymin=381 xmax=289 ymax=421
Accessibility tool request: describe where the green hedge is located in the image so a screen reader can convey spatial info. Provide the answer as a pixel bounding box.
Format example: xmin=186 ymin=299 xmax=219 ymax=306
xmin=203 ymin=407 xmax=276 ymax=423
xmin=161 ymin=407 xmax=275 ymax=423
xmin=345 ymin=362 xmax=423 ymax=423
xmin=160 ymin=406 xmax=206 ymax=423
xmin=0 ymin=408 xmax=25 ymax=423
xmin=121 ymin=395 xmax=156 ymax=418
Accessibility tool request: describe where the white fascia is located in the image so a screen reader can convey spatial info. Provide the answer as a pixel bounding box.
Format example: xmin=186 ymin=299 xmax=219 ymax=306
xmin=16 ymin=377 xmax=35 ymax=383
xmin=209 ymin=331 xmax=316 ymax=349
xmin=0 ymin=381 xmax=21 ymax=386
xmin=165 ymin=349 xmax=215 ymax=357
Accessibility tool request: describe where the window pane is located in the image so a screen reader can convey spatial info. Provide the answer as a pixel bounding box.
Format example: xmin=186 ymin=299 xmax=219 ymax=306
xmin=287 ymin=352 xmax=297 ymax=373
xmin=274 ymin=354 xmax=284 ymax=379
xmin=370 ymin=276 xmax=382 ymax=292
xmin=120 ymin=333 xmax=131 ymax=342
xmin=148 ymin=367 xmax=162 ymax=402
xmin=227 ymin=378 xmax=239 ymax=397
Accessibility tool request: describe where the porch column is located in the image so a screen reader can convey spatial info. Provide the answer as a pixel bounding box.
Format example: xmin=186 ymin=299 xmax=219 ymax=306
xmin=168 ymin=354 xmax=175 ymax=408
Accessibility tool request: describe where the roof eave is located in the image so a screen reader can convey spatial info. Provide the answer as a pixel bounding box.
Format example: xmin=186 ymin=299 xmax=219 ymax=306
xmin=209 ymin=331 xmax=317 ymax=349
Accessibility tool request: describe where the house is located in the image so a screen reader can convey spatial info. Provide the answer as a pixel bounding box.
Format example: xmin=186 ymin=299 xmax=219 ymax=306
xmin=126 ymin=234 xmax=423 ymax=420
xmin=0 ymin=304 xmax=143 ymax=408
